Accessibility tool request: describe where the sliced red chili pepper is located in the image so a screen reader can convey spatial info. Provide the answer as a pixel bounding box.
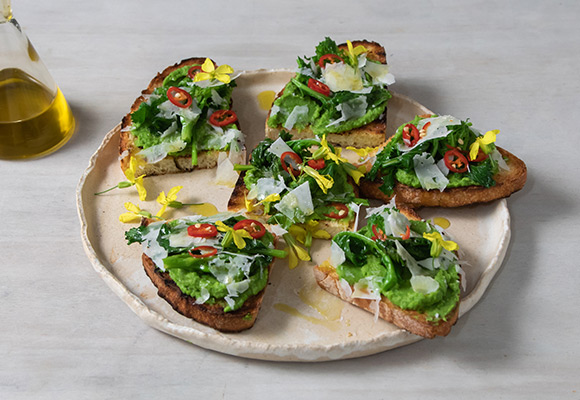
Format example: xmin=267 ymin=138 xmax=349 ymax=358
xmin=233 ymin=219 xmax=266 ymax=239
xmin=167 ymin=86 xmax=193 ymax=108
xmin=323 ymin=203 xmax=349 ymax=219
xmin=422 ymin=121 xmax=431 ymax=131
xmin=471 ymin=148 xmax=489 ymax=162
xmin=371 ymin=225 xmax=387 ymax=241
xmin=402 ymin=123 xmax=420 ymax=147
xmin=318 ymin=54 xmax=344 ymax=68
xmin=280 ymin=151 xmax=302 ymax=176
xmin=400 ymin=225 xmax=410 ymax=240
xmin=307 ymin=158 xmax=325 ymax=170
xmin=189 ymin=245 xmax=217 ymax=258
xmin=209 ymin=109 xmax=238 ymax=127
xmin=444 ymin=148 xmax=469 ymax=173
xmin=307 ymin=78 xmax=331 ymax=97
xmin=187 ymin=65 xmax=202 ymax=79
xmin=187 ymin=223 xmax=218 ymax=238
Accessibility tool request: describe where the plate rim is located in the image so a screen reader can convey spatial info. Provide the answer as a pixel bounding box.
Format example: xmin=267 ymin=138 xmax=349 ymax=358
xmin=76 ymin=70 xmax=510 ymax=362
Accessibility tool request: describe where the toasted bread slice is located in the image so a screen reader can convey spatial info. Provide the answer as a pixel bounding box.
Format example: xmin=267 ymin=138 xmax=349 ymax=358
xmin=142 ymin=254 xmax=271 ymax=332
xmin=265 ymin=40 xmax=389 ymax=148
xmin=119 ymin=57 xmax=242 ymax=176
xmin=313 ymin=207 xmax=460 ymax=339
xmin=227 ymin=171 xmax=358 ymax=236
xmin=313 ymin=262 xmax=459 ymax=339
xmin=360 ymin=147 xmax=527 ymax=208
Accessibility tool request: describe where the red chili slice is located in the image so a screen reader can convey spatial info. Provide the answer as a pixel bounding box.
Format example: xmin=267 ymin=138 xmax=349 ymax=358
xmin=318 ymin=54 xmax=344 ymax=68
xmin=307 ymin=158 xmax=325 ymax=170
xmin=209 ymin=110 xmax=238 ymax=127
xmin=402 ymin=123 xmax=420 ymax=147
xmin=187 ymin=65 xmax=202 ymax=79
xmin=401 ymin=225 xmax=410 ymax=240
xmin=444 ymin=148 xmax=469 ymax=173
xmin=471 ymin=148 xmax=489 ymax=162
xmin=371 ymin=225 xmax=387 ymax=241
xmin=189 ymin=246 xmax=218 ymax=258
xmin=323 ymin=203 xmax=349 ymax=219
xmin=280 ymin=151 xmax=303 ymax=176
xmin=167 ymin=86 xmax=193 ymax=108
xmin=187 ymin=223 xmax=218 ymax=238
xmin=233 ymin=219 xmax=266 ymax=239
xmin=307 ymin=78 xmax=331 ymax=97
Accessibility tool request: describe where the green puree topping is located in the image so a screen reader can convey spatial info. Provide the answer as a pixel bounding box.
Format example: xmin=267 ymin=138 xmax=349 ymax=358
xmin=129 ymin=62 xmax=242 ymax=166
xmin=367 ymin=115 xmax=503 ymax=195
xmin=267 ymin=37 xmax=392 ymax=135
xmin=332 ymin=206 xmax=461 ymax=322
xmin=125 ymin=215 xmax=285 ymax=312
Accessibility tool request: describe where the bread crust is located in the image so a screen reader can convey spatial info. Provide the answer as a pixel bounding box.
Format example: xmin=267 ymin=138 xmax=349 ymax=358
xmin=313 ymin=263 xmax=459 ymax=339
xmin=360 ymin=147 xmax=527 ymax=208
xmin=265 ymin=40 xmax=388 ymax=148
xmin=119 ymin=57 xmax=239 ymax=176
xmin=142 ymin=253 xmax=271 ymax=333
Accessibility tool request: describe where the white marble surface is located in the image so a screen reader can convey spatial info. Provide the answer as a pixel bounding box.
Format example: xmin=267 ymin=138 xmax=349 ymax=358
xmin=1 ymin=0 xmax=579 ymax=398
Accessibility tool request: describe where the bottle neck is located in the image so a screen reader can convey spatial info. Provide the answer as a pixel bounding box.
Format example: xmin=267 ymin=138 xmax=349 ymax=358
xmin=1 ymin=0 xmax=12 ymax=23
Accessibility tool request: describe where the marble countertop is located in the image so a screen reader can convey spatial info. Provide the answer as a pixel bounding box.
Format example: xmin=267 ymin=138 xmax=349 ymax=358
xmin=2 ymin=0 xmax=579 ymax=398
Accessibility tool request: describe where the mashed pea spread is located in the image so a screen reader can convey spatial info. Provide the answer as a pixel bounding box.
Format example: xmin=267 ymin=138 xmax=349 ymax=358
xmin=125 ymin=213 xmax=285 ymax=312
xmin=267 ymin=37 xmax=393 ymax=135
xmin=330 ymin=203 xmax=461 ymax=321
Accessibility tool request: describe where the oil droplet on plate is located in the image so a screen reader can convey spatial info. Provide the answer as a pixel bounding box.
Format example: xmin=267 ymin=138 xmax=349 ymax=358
xmin=189 ymin=203 xmax=218 ymax=217
xmin=273 ymin=303 xmax=342 ymax=332
xmin=432 ymin=217 xmax=450 ymax=229
xmin=257 ymin=90 xmax=276 ymax=110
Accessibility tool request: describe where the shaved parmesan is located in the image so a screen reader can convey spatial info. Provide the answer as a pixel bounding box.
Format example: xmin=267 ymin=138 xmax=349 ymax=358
xmin=490 ymin=148 xmax=509 ymax=171
xmin=413 ymin=152 xmax=449 ymax=191
xmin=338 ymin=278 xmax=353 ymax=299
xmin=247 ymin=176 xmax=287 ymax=201
xmin=364 ymin=61 xmax=395 ymax=85
xmin=322 ymin=62 xmax=363 ymax=92
xmin=267 ymin=137 xmax=295 ymax=158
xmin=274 ymin=182 xmax=314 ymax=223
xmin=284 ymin=105 xmax=309 ymax=131
xmin=195 ymin=287 xmax=210 ymax=304
xmin=326 ymin=96 xmax=368 ymax=128
xmin=352 ymin=277 xmax=381 ymax=300
xmin=410 ymin=275 xmax=440 ymax=294
xmin=330 ymin=241 xmax=346 ymax=266
xmin=142 ymin=222 xmax=168 ymax=270
xmin=137 ymin=136 xmax=187 ymax=164
xmin=215 ymin=152 xmax=239 ymax=188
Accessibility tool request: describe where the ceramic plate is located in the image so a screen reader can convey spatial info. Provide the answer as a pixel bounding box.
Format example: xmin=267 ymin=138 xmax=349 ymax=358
xmin=77 ymin=70 xmax=510 ymax=362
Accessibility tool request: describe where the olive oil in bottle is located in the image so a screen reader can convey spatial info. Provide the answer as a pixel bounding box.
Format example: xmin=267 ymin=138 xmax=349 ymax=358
xmin=0 ymin=68 xmax=75 ymax=159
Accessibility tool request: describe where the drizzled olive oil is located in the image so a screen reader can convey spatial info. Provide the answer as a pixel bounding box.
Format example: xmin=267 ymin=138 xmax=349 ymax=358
xmin=0 ymin=68 xmax=74 ymax=159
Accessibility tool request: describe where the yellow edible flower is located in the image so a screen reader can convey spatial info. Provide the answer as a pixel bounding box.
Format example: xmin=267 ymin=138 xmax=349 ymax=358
xmin=194 ymin=58 xmax=234 ymax=84
xmin=316 ymin=135 xmax=348 ymax=164
xmin=155 ymin=186 xmax=183 ymax=218
xmin=469 ymin=130 xmax=499 ymax=161
xmin=215 ymin=220 xmax=253 ymax=249
xmin=302 ymin=165 xmax=334 ymax=194
xmin=282 ymin=232 xmax=311 ymax=269
xmin=346 ymin=40 xmax=367 ymax=67
xmin=119 ymin=202 xmax=152 ymax=223
xmin=346 ymin=146 xmax=378 ymax=163
xmin=124 ymin=156 xmax=147 ymax=201
xmin=244 ymin=193 xmax=281 ymax=213
xmin=289 ymin=221 xmax=331 ymax=248
xmin=423 ymin=231 xmax=459 ymax=257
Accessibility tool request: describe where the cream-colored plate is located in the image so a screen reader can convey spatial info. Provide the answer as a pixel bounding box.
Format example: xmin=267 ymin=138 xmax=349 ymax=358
xmin=77 ymin=70 xmax=510 ymax=362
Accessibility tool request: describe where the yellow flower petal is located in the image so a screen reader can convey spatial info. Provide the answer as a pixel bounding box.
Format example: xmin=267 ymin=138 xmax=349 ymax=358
xmin=124 ymin=202 xmax=140 ymax=213
xmin=423 ymin=231 xmax=459 ymax=257
xmin=302 ymin=166 xmax=334 ymax=194
xmin=167 ymin=185 xmax=183 ymax=199
xmin=194 ymin=72 xmax=212 ymax=82
xmin=119 ymin=212 xmax=142 ymax=223
xmin=135 ymin=176 xmax=147 ymax=201
xmin=259 ymin=193 xmax=281 ymax=204
xmin=215 ymin=64 xmax=234 ymax=75
xmin=244 ymin=196 xmax=255 ymax=213
xmin=201 ymin=58 xmax=215 ymax=73
xmin=469 ymin=130 xmax=499 ymax=160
